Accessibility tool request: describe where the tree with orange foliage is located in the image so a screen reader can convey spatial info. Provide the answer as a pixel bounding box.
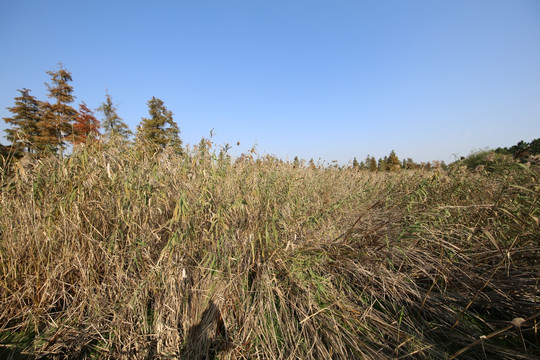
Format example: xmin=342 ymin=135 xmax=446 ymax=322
xmin=72 ymin=102 xmax=100 ymax=145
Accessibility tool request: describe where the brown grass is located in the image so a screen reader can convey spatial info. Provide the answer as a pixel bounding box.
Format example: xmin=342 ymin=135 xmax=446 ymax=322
xmin=0 ymin=142 xmax=539 ymax=359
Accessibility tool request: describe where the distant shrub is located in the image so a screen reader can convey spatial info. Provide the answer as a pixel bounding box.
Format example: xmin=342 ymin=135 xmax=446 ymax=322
xmin=461 ymin=149 xmax=519 ymax=173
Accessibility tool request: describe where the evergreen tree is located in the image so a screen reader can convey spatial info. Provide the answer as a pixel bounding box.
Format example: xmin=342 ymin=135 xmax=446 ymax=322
xmin=377 ymin=157 xmax=387 ymax=171
xmin=35 ymin=101 xmax=62 ymax=154
xmin=72 ymin=102 xmax=100 ymax=145
xmin=529 ymin=138 xmax=540 ymax=155
xmin=97 ymin=91 xmax=132 ymax=141
xmin=368 ymin=156 xmax=377 ymax=172
xmin=3 ymin=88 xmax=41 ymax=155
xmin=511 ymin=140 xmax=529 ymax=153
xmin=352 ymin=157 xmax=360 ymax=170
xmin=510 ymin=140 xmax=530 ymax=159
xmin=293 ymin=156 xmax=300 ymax=168
xmin=495 ymin=138 xmax=540 ymax=158
xmin=44 ymin=65 xmax=78 ymax=150
xmin=387 ymin=150 xmax=401 ymax=171
xmin=404 ymin=157 xmax=417 ymax=169
xmin=137 ymin=97 xmax=182 ymax=152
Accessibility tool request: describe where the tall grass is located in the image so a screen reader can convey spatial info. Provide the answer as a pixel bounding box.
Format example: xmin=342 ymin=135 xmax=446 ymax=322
xmin=0 ymin=142 xmax=539 ymax=359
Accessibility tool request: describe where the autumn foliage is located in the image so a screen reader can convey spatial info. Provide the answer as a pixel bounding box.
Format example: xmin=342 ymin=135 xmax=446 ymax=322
xmin=2 ymin=65 xmax=87 ymax=155
xmin=72 ymin=102 xmax=100 ymax=145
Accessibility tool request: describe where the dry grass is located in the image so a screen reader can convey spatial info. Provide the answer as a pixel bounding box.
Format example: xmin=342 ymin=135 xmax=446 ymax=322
xmin=0 ymin=142 xmax=539 ymax=359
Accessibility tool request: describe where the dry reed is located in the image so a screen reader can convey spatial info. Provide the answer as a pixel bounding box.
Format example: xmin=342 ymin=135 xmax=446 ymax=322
xmin=0 ymin=142 xmax=539 ymax=359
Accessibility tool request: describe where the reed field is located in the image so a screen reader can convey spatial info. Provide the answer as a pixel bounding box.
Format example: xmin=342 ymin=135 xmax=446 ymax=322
xmin=0 ymin=142 xmax=539 ymax=359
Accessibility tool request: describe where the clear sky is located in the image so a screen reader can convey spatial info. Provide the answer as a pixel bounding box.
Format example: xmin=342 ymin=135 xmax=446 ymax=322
xmin=1 ymin=0 xmax=539 ymax=164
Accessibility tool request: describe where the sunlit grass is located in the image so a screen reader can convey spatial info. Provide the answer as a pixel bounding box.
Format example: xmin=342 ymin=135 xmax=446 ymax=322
xmin=1 ymin=141 xmax=539 ymax=359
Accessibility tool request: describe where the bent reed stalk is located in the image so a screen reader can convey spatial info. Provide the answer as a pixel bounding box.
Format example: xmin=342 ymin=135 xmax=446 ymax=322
xmin=0 ymin=142 xmax=539 ymax=359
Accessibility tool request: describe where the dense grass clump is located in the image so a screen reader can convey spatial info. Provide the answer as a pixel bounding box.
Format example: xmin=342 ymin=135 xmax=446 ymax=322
xmin=0 ymin=142 xmax=539 ymax=359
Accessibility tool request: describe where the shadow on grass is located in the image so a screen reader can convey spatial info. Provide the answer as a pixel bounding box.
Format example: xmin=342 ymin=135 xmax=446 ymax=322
xmin=181 ymin=300 xmax=229 ymax=360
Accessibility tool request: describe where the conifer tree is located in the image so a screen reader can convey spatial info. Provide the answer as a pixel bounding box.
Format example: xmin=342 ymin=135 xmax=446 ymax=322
xmin=404 ymin=157 xmax=417 ymax=169
xmin=387 ymin=150 xmax=401 ymax=171
xmin=377 ymin=157 xmax=387 ymax=171
xmin=369 ymin=156 xmax=377 ymax=172
xmin=97 ymin=92 xmax=132 ymax=141
xmin=3 ymin=88 xmax=41 ymax=155
xmin=72 ymin=102 xmax=100 ymax=145
xmin=137 ymin=97 xmax=182 ymax=152
xmin=359 ymin=160 xmax=366 ymax=170
xmin=352 ymin=157 xmax=360 ymax=170
xmin=35 ymin=101 xmax=62 ymax=153
xmin=293 ymin=156 xmax=300 ymax=168
xmin=43 ymin=65 xmax=78 ymax=150
xmin=529 ymin=138 xmax=540 ymax=155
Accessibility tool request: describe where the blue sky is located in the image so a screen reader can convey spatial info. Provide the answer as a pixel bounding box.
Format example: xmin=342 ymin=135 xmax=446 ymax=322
xmin=1 ymin=0 xmax=539 ymax=164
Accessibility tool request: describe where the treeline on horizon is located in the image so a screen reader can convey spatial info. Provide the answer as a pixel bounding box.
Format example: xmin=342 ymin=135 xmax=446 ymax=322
xmin=1 ymin=65 xmax=539 ymax=173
